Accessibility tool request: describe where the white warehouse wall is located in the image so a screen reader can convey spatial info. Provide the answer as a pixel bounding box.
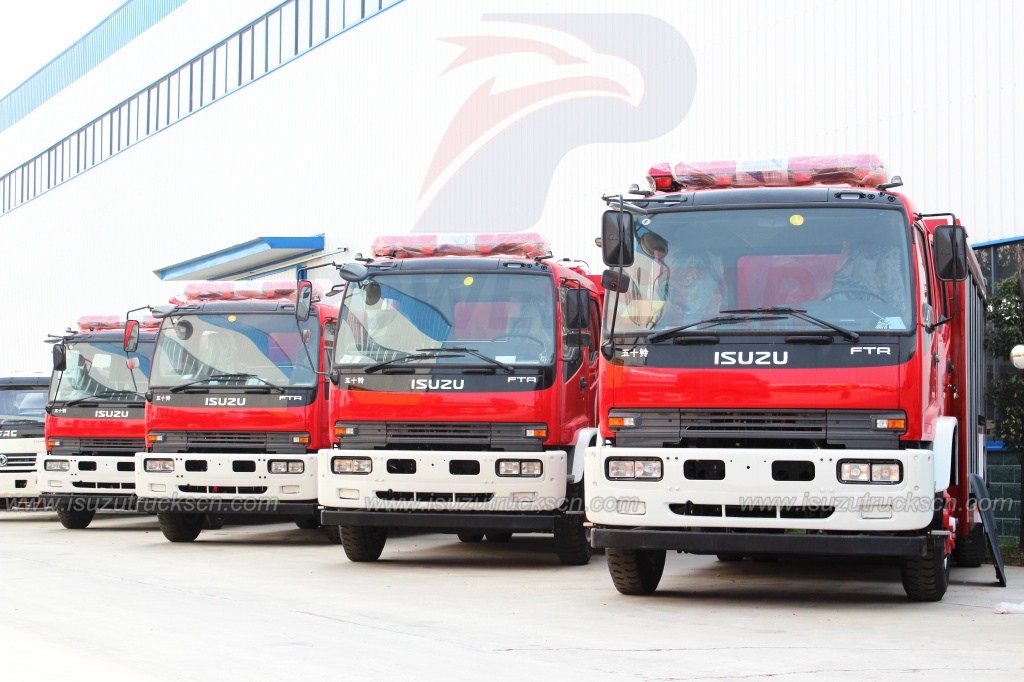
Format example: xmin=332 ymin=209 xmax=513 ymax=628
xmin=0 ymin=0 xmax=1021 ymax=371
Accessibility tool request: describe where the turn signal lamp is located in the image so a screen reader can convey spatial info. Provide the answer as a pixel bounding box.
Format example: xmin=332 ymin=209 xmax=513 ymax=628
xmin=875 ymin=418 xmax=906 ymax=430
xmin=646 ymin=154 xmax=888 ymax=192
xmin=370 ymin=232 xmax=550 ymax=260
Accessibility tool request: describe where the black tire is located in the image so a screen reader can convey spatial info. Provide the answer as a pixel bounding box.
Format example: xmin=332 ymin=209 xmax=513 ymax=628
xmin=607 ymin=548 xmax=666 ymax=595
xmin=457 ymin=532 xmax=484 ymax=543
xmin=485 ymin=532 xmax=512 ymax=543
xmin=717 ymin=554 xmax=744 ymax=562
xmin=294 ymin=517 xmax=320 ymax=530
xmin=952 ymin=522 xmax=986 ymax=568
xmin=901 ymin=539 xmax=950 ymax=602
xmin=203 ymin=515 xmax=225 ymax=530
xmin=57 ymin=508 xmax=95 ymax=529
xmin=157 ymin=512 xmax=205 ymax=543
xmin=323 ymin=525 xmax=342 ymax=544
xmin=341 ymin=526 xmax=388 ymax=562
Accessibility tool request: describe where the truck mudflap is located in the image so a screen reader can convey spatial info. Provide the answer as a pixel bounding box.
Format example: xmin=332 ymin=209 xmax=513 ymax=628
xmin=135 ymin=497 xmax=318 ymax=516
xmin=589 ymin=527 xmax=932 ymax=557
xmin=321 ymin=509 xmax=562 ymax=532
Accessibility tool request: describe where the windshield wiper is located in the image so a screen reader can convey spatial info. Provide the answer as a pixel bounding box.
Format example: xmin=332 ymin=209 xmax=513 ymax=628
xmin=417 ymin=347 xmax=515 ymax=373
xmin=169 ymin=373 xmax=286 ymax=393
xmin=646 ymin=315 xmax=786 ymax=343
xmin=364 ymin=351 xmax=465 ymax=374
xmin=721 ymin=307 xmax=860 ymax=342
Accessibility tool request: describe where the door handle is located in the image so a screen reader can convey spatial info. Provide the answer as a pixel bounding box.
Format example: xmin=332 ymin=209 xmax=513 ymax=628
xmin=580 ymin=376 xmax=587 ymax=391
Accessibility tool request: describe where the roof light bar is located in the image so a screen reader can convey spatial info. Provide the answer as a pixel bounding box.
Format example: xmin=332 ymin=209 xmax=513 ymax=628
xmin=173 ymin=280 xmax=323 ymax=303
xmin=370 ymin=232 xmax=550 ymax=260
xmin=647 ymin=154 xmax=888 ymax=192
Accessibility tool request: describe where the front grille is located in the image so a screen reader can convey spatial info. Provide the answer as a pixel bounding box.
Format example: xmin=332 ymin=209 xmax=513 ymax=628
xmin=681 ymin=410 xmax=827 ymax=438
xmin=374 ymin=491 xmax=494 ymax=503
xmin=668 ymin=503 xmax=834 ymax=519
xmin=0 ymin=454 xmax=36 ymax=470
xmin=187 ymin=432 xmax=267 ymax=447
xmin=612 ymin=409 xmax=902 ymax=449
xmin=79 ymin=438 xmax=145 ymax=452
xmin=178 ymin=485 xmax=268 ymax=494
xmin=336 ymin=422 xmax=545 ymax=452
xmin=71 ymin=481 xmax=135 ymax=489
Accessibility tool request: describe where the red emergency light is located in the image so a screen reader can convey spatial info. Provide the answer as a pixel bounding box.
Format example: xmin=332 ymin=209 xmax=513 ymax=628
xmin=370 ymin=232 xmax=551 ymax=260
xmin=178 ymin=280 xmax=302 ymax=302
xmin=647 ymin=154 xmax=888 ymax=192
xmin=76 ymin=316 xmax=124 ymax=331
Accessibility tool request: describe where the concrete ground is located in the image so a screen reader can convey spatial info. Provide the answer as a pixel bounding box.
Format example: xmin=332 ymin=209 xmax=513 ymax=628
xmin=1 ymin=511 xmax=1022 ymax=682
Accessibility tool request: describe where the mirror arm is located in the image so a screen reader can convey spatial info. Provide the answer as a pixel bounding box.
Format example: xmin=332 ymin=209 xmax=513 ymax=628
xmin=604 ymin=195 xmax=627 ymax=362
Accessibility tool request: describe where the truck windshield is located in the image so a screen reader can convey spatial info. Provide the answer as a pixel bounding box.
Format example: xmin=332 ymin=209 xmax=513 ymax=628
xmin=50 ymin=342 xmax=153 ymax=403
xmin=0 ymin=386 xmax=47 ymax=422
xmin=335 ymin=273 xmax=556 ymax=367
xmin=608 ymin=207 xmax=913 ymax=335
xmin=150 ymin=313 xmax=321 ymax=389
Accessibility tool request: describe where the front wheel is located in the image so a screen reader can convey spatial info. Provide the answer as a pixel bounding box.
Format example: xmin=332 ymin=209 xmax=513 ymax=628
xmin=341 ymin=526 xmax=388 ymax=562
xmin=901 ymin=539 xmax=950 ymax=601
xmin=157 ymin=512 xmax=205 ymax=542
xmin=554 ymin=482 xmax=592 ymax=565
xmin=57 ymin=508 xmax=95 ymax=529
xmin=457 ymin=533 xmax=484 ymax=543
xmin=607 ymin=548 xmax=666 ymax=595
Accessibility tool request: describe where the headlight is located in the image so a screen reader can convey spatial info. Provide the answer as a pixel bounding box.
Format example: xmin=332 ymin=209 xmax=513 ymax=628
xmin=870 ymin=462 xmax=901 ymax=483
xmin=45 ymin=460 xmax=70 ymax=472
xmin=333 ymin=457 xmax=371 ymax=474
xmin=145 ymin=458 xmax=174 ymax=473
xmin=269 ymin=460 xmax=304 ymax=474
xmin=839 ymin=460 xmax=901 ymax=483
xmin=496 ymin=459 xmax=543 ymax=477
xmin=606 ymin=458 xmax=662 ymax=480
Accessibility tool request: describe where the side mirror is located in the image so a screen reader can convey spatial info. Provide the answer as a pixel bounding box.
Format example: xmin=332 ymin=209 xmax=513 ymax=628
xmin=933 ymin=225 xmax=968 ymax=281
xmin=52 ymin=344 xmax=67 ymax=372
xmin=601 ymin=210 xmax=635 ymax=266
xmin=563 ymin=289 xmax=590 ymax=331
xmin=124 ymin=320 xmax=140 ymax=353
xmin=337 ymin=262 xmax=369 ymax=283
xmin=295 ymin=280 xmax=313 ymax=322
xmin=564 ymin=332 xmax=593 ymax=348
xmin=601 ymin=269 xmax=631 ymax=293
xmin=1011 ymin=345 xmax=1024 ymax=371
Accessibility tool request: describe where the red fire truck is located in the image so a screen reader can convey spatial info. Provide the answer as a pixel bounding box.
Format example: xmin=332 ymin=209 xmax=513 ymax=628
xmin=586 ymin=154 xmax=1002 ymax=600
xmin=310 ymin=233 xmax=602 ymax=564
xmin=131 ymin=280 xmax=338 ymax=542
xmin=41 ymin=316 xmax=157 ymax=529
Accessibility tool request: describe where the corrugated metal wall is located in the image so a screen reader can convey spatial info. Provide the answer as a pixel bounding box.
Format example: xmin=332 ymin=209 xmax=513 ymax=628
xmin=0 ymin=0 xmax=1020 ymax=370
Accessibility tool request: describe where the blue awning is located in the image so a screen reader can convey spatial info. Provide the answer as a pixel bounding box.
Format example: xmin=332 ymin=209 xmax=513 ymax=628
xmin=153 ymin=235 xmax=325 ymax=281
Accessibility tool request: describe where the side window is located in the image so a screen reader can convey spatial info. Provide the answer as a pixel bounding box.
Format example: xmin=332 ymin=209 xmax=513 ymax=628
xmin=588 ymin=297 xmax=601 ymax=364
xmin=560 ymin=286 xmax=585 ymax=380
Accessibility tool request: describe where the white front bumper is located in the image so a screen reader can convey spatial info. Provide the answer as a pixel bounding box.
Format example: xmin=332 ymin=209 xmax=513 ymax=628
xmin=584 ymin=445 xmax=936 ymax=531
xmin=318 ymin=449 xmax=568 ymax=512
xmin=0 ymin=437 xmax=43 ymax=498
xmin=38 ymin=453 xmax=135 ymax=495
xmin=135 ymin=452 xmax=318 ymax=501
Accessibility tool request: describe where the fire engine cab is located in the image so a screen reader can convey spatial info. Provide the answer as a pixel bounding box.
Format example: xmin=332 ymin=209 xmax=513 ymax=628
xmin=131 ymin=280 xmax=337 ymax=542
xmin=41 ymin=316 xmax=156 ymax=528
xmin=586 ymin=155 xmax=1002 ymax=600
xmin=309 ymin=233 xmax=602 ymax=564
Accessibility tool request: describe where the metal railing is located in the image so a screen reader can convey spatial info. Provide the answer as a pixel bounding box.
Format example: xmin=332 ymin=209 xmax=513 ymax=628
xmin=0 ymin=0 xmax=401 ymax=217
